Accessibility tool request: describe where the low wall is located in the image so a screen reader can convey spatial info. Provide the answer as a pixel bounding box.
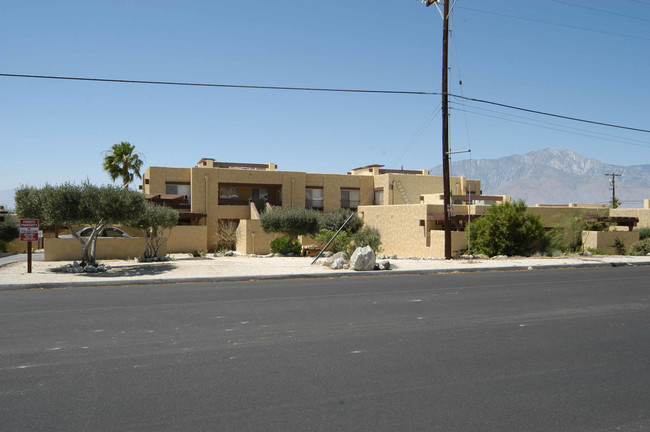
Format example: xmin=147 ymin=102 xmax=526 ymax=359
xmin=44 ymin=226 xmax=207 ymax=261
xmin=236 ymin=219 xmax=281 ymax=255
xmin=44 ymin=237 xmax=145 ymax=261
xmin=581 ymin=231 xmax=639 ymax=255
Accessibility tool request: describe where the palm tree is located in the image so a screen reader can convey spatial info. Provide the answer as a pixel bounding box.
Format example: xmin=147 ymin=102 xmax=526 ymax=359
xmin=102 ymin=142 xmax=144 ymax=190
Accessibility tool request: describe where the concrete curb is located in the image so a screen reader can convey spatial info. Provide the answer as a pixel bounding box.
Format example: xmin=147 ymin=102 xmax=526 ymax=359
xmin=2 ymin=259 xmax=650 ymax=291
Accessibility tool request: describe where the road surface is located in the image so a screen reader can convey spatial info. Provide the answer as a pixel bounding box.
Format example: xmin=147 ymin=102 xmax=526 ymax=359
xmin=1 ymin=266 xmax=648 ymax=431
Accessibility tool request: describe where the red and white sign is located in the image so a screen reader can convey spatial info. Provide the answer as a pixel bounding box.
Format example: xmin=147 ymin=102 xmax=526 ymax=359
xmin=20 ymin=219 xmax=39 ymax=242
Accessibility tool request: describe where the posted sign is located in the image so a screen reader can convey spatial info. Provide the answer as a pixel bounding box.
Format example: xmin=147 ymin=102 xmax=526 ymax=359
xmin=20 ymin=219 xmax=39 ymax=242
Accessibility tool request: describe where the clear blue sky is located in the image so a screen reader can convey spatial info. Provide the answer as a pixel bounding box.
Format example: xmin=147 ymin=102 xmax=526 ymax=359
xmin=2 ymin=0 xmax=649 ymax=203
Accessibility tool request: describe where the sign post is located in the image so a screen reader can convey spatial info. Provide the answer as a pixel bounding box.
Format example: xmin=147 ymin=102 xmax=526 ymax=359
xmin=20 ymin=219 xmax=39 ymax=274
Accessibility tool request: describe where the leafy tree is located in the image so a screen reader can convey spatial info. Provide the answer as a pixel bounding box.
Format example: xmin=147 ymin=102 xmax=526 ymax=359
xmin=470 ymin=200 xmax=546 ymax=257
xmin=0 ymin=214 xmax=19 ymax=252
xmin=260 ymin=207 xmax=320 ymax=254
xmin=15 ymin=183 xmax=146 ymax=265
xmin=318 ymin=208 xmax=363 ymax=234
xmin=126 ymin=201 xmax=178 ymax=259
xmin=102 ymin=141 xmax=144 ymax=189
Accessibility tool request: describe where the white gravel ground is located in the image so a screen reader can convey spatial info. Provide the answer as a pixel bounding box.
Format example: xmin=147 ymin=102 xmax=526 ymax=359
xmin=2 ymin=253 xmax=650 ymax=290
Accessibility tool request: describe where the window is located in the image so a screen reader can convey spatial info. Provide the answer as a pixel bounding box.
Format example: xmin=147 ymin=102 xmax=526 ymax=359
xmin=252 ymin=188 xmax=269 ymax=200
xmin=374 ymin=189 xmax=384 ymax=205
xmin=306 ymin=188 xmax=324 ymax=210
xmin=219 ymin=186 xmax=239 ymax=199
xmin=166 ymin=183 xmax=191 ymax=198
xmin=340 ymin=188 xmax=360 ymax=210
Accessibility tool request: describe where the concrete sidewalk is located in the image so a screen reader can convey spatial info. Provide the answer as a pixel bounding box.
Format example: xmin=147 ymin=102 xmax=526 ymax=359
xmin=2 ymin=253 xmax=650 ymax=290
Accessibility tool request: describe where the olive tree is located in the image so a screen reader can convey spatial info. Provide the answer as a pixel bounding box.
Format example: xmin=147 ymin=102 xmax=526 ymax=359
xmin=127 ymin=201 xmax=179 ymax=259
xmin=259 ymin=207 xmax=320 ymax=254
xmin=0 ymin=214 xmax=19 ymax=253
xmin=15 ymin=182 xmax=146 ymax=266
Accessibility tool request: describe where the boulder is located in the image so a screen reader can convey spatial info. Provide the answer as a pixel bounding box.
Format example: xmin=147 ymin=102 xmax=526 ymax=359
xmin=331 ymin=252 xmax=348 ymax=262
xmin=331 ymin=257 xmax=346 ymax=269
xmin=378 ymin=260 xmax=391 ymax=270
xmin=350 ymin=246 xmax=376 ymax=271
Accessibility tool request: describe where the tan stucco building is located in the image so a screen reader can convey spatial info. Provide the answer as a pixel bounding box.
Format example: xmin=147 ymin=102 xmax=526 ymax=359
xmin=141 ymin=159 xmax=496 ymax=256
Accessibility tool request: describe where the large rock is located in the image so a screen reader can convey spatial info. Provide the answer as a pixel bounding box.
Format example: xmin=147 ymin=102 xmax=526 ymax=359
xmin=350 ymin=246 xmax=376 ymax=271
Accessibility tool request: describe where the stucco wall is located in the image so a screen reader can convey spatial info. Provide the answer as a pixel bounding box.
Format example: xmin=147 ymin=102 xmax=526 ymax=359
xmin=44 ymin=226 xmax=207 ymax=261
xmin=610 ymin=208 xmax=650 ymax=228
xmin=236 ymin=219 xmax=281 ymax=255
xmin=581 ymin=231 xmax=639 ymax=255
xmin=359 ymin=204 xmax=467 ymax=258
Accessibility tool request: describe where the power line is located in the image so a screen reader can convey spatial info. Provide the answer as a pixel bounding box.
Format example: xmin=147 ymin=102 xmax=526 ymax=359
xmin=0 ymin=73 xmax=438 ymax=96
xmin=2 ymin=72 xmax=649 ymax=134
xmin=456 ymin=6 xmax=650 ymax=41
xmin=548 ymin=0 xmax=650 ymax=23
xmin=450 ymin=95 xmax=650 ymax=133
xmin=450 ymin=102 xmax=650 ymax=148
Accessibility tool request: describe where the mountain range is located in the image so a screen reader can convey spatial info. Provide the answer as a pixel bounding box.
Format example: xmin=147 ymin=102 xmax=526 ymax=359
xmin=431 ymin=148 xmax=650 ymax=208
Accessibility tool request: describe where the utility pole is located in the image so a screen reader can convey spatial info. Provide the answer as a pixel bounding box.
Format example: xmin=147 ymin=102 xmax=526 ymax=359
xmin=424 ymin=0 xmax=452 ymax=259
xmin=605 ymin=173 xmax=622 ymax=208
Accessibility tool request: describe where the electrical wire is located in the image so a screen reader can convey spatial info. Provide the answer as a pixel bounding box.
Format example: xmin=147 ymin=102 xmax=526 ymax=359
xmin=0 ymin=73 xmax=438 ymax=96
xmin=450 ymin=94 xmax=650 ymax=133
xmin=455 ymin=6 xmax=650 ymax=41
xmin=450 ymin=105 xmax=650 ymax=150
xmin=2 ymin=72 xmax=649 ymax=134
xmin=548 ymin=0 xmax=650 ymax=23
xmin=450 ymin=102 xmax=650 ymax=148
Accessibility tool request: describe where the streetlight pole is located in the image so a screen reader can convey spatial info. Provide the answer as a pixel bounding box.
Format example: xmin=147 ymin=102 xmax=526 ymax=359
xmin=424 ymin=0 xmax=452 ymax=259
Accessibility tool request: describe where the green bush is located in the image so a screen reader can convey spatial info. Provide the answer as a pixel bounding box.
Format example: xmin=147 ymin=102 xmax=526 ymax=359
xmin=314 ymin=229 xmax=352 ymax=254
xmin=318 ymin=209 xmax=363 ymax=234
xmin=630 ymin=238 xmax=650 ymax=256
xmin=189 ymin=249 xmax=206 ymax=257
xmin=0 ymin=240 xmax=8 ymax=253
xmin=270 ymin=236 xmax=302 ymax=255
xmin=612 ymin=237 xmax=627 ymax=255
xmin=352 ymin=226 xmax=382 ymax=253
xmin=636 ymin=227 xmax=650 ymax=241
xmin=0 ymin=216 xmax=19 ymax=244
xmin=470 ymin=200 xmax=546 ymax=257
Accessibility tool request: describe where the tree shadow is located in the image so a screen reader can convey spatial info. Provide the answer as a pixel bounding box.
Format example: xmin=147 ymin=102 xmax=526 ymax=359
xmin=74 ymin=262 xmax=178 ymax=278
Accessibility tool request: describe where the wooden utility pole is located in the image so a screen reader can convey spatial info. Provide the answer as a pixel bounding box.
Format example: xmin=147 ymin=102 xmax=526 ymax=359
xmin=424 ymin=0 xmax=452 ymax=259
xmin=605 ymin=173 xmax=622 ymax=208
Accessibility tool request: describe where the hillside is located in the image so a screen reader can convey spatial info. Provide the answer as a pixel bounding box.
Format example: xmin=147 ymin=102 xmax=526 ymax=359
xmin=431 ymin=148 xmax=650 ymax=208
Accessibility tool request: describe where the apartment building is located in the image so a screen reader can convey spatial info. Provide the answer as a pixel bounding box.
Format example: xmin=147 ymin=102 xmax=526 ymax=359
xmin=141 ymin=158 xmax=484 ymax=254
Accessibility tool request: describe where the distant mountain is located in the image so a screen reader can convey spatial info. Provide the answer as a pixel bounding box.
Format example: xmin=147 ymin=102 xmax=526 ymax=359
xmin=431 ymin=148 xmax=650 ymax=208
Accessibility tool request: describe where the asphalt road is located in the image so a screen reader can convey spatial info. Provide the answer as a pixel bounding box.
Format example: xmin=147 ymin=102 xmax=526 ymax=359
xmin=1 ymin=267 xmax=648 ymax=431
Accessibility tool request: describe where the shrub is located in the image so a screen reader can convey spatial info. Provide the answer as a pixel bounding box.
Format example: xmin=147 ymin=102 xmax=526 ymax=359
xmin=270 ymin=236 xmax=302 ymax=255
xmin=314 ymin=229 xmax=352 ymax=254
xmin=352 ymin=226 xmax=382 ymax=253
xmin=260 ymin=207 xmax=319 ymax=254
xmin=0 ymin=241 xmax=8 ymax=253
xmin=318 ymin=209 xmax=363 ymax=234
xmin=587 ymin=247 xmax=610 ymax=255
xmin=470 ymin=200 xmax=546 ymax=257
xmin=637 ymin=227 xmax=650 ymax=241
xmin=0 ymin=215 xmax=19 ymax=244
xmin=189 ymin=249 xmax=206 ymax=257
xmin=630 ymin=238 xmax=650 ymax=256
xmin=612 ymin=237 xmax=627 ymax=255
